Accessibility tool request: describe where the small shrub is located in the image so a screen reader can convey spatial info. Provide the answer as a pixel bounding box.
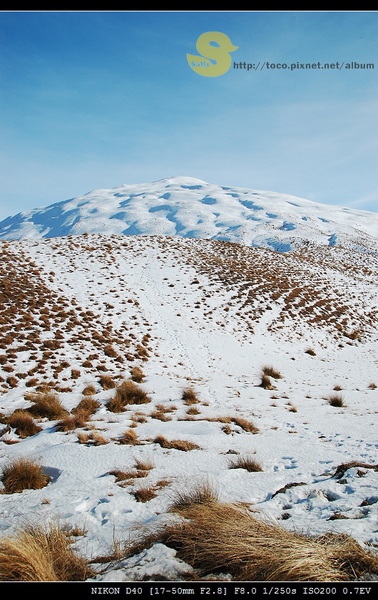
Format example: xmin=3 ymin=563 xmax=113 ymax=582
xmin=1 ymin=458 xmax=50 ymax=494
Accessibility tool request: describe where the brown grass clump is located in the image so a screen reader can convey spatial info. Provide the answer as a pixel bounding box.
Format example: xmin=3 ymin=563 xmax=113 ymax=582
xmin=1 ymin=458 xmax=50 ymax=494
xmin=327 ymin=394 xmax=345 ymax=408
xmin=72 ymin=397 xmax=100 ymax=418
xmin=108 ymin=469 xmax=137 ymax=483
xmin=118 ymin=429 xmax=140 ymax=446
xmin=26 ymin=390 xmax=68 ymax=420
xmin=262 ymin=365 xmax=282 ymax=380
xmin=4 ymin=410 xmax=42 ymax=438
xmin=154 ymin=435 xmax=200 ymax=452
xmin=99 ymin=374 xmax=116 ymax=390
xmin=135 ymin=458 xmax=153 ymax=472
xmin=232 ymin=417 xmax=259 ymax=434
xmin=130 ymin=366 xmax=145 ymax=383
xmin=157 ymin=493 xmax=378 ymax=581
xmin=182 ymin=387 xmax=200 ymax=405
xmin=133 ymin=486 xmax=157 ymax=503
xmin=107 ymin=380 xmax=151 ymax=412
xmin=82 ymin=384 xmax=96 ymax=396
xmin=55 ymin=413 xmax=88 ymax=432
xmin=0 ymin=522 xmax=93 ymax=581
xmin=169 ymin=481 xmax=219 ymax=513
xmin=228 ymin=456 xmax=263 ymax=472
xmin=259 ymin=374 xmax=275 ymax=390
xmin=77 ymin=431 xmax=108 ymax=446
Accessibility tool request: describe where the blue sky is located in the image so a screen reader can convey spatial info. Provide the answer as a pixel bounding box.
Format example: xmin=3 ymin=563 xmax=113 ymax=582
xmin=0 ymin=10 xmax=377 ymax=220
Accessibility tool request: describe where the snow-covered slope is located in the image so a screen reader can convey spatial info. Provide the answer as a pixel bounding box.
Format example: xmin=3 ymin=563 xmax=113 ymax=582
xmin=0 ymin=233 xmax=377 ymax=582
xmin=1 ymin=177 xmax=377 ymax=252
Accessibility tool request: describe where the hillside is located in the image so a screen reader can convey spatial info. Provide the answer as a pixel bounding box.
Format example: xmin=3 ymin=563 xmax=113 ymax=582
xmin=0 ymin=232 xmax=377 ymax=582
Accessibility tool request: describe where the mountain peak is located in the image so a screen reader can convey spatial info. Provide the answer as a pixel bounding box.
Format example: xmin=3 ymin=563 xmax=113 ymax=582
xmin=0 ymin=177 xmax=377 ymax=251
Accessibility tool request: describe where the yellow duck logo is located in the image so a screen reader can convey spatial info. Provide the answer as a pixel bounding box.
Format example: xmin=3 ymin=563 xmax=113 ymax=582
xmin=187 ymin=31 xmax=238 ymax=77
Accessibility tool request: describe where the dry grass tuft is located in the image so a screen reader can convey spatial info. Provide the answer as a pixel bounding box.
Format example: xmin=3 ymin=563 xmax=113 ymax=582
xmin=133 ymin=486 xmax=157 ymax=503
xmin=182 ymin=387 xmax=200 ymax=405
xmin=99 ymin=374 xmax=116 ymax=390
xmin=77 ymin=431 xmax=108 ymax=446
xmin=4 ymin=410 xmax=42 ymax=438
xmin=232 ymin=417 xmax=259 ymax=434
xmin=262 ymin=365 xmax=282 ymax=380
xmin=82 ymin=384 xmax=96 ymax=396
xmin=159 ymin=499 xmax=378 ymax=581
xmin=55 ymin=413 xmax=88 ymax=432
xmin=135 ymin=458 xmax=153 ymax=471
xmin=168 ymin=481 xmax=219 ymax=513
xmin=107 ymin=380 xmax=151 ymax=413
xmin=228 ymin=456 xmax=263 ymax=472
xmin=0 ymin=522 xmax=93 ymax=580
xmin=26 ymin=390 xmax=68 ymax=420
xmin=1 ymin=457 xmax=50 ymax=494
xmin=154 ymin=435 xmax=200 ymax=452
xmin=72 ymin=397 xmax=100 ymax=418
xmin=118 ymin=429 xmax=140 ymax=446
xmin=327 ymin=394 xmax=345 ymax=408
xmin=259 ymin=374 xmax=275 ymax=390
xmin=130 ymin=366 xmax=145 ymax=383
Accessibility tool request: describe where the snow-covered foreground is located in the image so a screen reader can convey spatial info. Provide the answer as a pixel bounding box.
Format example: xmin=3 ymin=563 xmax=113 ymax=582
xmin=0 ymin=233 xmax=377 ymax=583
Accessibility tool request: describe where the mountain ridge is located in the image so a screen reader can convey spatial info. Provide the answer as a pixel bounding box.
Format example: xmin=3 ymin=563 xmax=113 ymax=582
xmin=1 ymin=176 xmax=377 ymax=252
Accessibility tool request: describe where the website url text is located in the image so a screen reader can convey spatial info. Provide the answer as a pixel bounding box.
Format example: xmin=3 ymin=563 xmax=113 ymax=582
xmin=233 ymin=61 xmax=374 ymax=71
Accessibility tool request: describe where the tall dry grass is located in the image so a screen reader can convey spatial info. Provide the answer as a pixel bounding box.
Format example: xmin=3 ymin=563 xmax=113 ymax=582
xmin=25 ymin=390 xmax=68 ymax=420
xmin=0 ymin=523 xmax=93 ymax=581
xmin=160 ymin=498 xmax=378 ymax=581
xmin=122 ymin=483 xmax=378 ymax=582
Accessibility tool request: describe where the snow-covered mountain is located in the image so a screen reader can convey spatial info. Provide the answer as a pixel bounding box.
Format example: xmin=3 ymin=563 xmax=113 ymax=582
xmin=1 ymin=178 xmax=378 ymax=584
xmin=1 ymin=176 xmax=377 ymax=251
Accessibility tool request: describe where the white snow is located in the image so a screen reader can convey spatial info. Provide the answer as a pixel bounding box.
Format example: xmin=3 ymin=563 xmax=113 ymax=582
xmin=1 ymin=177 xmax=377 ymax=250
xmin=0 ymin=180 xmax=377 ymax=584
